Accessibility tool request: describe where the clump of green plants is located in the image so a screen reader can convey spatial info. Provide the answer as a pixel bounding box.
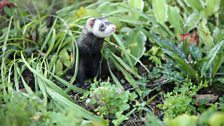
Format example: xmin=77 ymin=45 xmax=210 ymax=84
xmin=0 ymin=93 xmax=104 ymax=126
xmin=148 ymin=0 xmax=224 ymax=87
xmin=159 ymin=80 xmax=208 ymax=119
xmin=164 ymin=110 xmax=224 ymax=126
xmin=146 ymin=108 xmax=224 ymax=126
xmin=0 ymin=93 xmax=44 ymax=126
xmin=83 ymin=81 xmax=137 ymax=125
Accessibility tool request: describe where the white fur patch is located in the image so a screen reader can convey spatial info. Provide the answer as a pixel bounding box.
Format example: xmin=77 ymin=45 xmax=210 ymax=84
xmin=91 ymin=19 xmax=115 ymax=38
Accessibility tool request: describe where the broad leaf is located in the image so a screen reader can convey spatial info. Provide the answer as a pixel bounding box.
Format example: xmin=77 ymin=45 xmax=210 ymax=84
xmin=55 ymin=60 xmax=63 ymax=75
xmin=152 ymin=0 xmax=168 ymax=24
xmin=128 ymin=0 xmax=144 ymax=11
xmin=201 ymin=40 xmax=224 ymax=76
xmin=198 ymin=19 xmax=213 ymax=49
xmin=212 ymin=52 xmax=224 ymax=77
xmin=165 ymin=114 xmax=198 ymax=126
xmin=122 ymin=30 xmax=146 ymax=66
xmin=183 ymin=0 xmax=205 ymax=12
xmin=184 ymin=13 xmax=202 ymax=32
xmin=205 ymin=0 xmax=220 ymax=17
xmin=59 ymin=49 xmax=71 ymax=67
xmin=189 ymin=44 xmax=202 ymax=60
xmin=168 ymin=6 xmax=183 ymax=34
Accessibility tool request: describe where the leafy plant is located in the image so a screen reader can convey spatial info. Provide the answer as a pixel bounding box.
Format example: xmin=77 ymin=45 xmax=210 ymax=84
xmin=83 ymin=81 xmax=137 ymax=125
xmin=144 ymin=45 xmax=165 ymax=66
xmin=159 ymin=80 xmax=208 ymax=119
xmin=0 ymin=93 xmax=105 ymax=126
xmin=165 ymin=111 xmax=224 ymax=126
xmin=145 ymin=108 xmax=224 ymax=126
xmin=0 ymin=93 xmax=44 ymax=126
xmin=148 ymin=31 xmax=224 ymax=85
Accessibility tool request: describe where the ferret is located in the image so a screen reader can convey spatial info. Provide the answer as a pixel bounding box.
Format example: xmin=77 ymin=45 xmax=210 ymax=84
xmin=75 ymin=17 xmax=116 ymax=86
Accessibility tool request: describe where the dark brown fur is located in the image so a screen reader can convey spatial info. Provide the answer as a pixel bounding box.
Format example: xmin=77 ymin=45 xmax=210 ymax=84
xmin=74 ymin=17 xmax=115 ymax=87
xmin=76 ymin=31 xmax=104 ymax=86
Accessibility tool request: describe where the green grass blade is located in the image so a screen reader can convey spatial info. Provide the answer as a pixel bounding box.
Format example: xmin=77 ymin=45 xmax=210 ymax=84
xmin=111 ymin=52 xmax=141 ymax=79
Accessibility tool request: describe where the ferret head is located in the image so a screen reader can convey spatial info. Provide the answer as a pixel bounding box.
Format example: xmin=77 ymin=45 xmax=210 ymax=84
xmin=86 ymin=17 xmax=116 ymax=38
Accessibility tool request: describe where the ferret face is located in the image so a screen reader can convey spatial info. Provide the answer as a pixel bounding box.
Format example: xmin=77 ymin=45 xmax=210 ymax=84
xmin=86 ymin=17 xmax=116 ymax=38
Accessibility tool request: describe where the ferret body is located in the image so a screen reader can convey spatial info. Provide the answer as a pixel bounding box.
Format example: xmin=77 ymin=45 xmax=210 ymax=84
xmin=75 ymin=17 xmax=116 ymax=86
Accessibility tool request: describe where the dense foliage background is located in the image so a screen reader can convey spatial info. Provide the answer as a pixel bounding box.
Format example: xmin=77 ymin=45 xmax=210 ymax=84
xmin=0 ymin=0 xmax=224 ymax=126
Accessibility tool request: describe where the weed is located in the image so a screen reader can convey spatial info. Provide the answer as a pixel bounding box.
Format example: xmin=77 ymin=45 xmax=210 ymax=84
xmin=83 ymin=81 xmax=137 ymax=125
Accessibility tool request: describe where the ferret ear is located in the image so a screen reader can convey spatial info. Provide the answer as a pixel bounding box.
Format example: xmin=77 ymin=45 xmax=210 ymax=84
xmin=86 ymin=17 xmax=95 ymax=28
xmin=86 ymin=17 xmax=95 ymax=32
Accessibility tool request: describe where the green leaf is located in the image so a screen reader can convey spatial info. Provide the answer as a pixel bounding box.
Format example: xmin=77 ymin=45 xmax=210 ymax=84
xmin=4 ymin=6 xmax=13 ymax=16
xmin=198 ymin=19 xmax=213 ymax=49
xmin=41 ymin=18 xmax=57 ymax=52
xmin=152 ymin=0 xmax=168 ymax=24
xmin=201 ymin=40 xmax=224 ymax=76
xmin=216 ymin=78 xmax=224 ymax=83
xmin=112 ymin=53 xmax=141 ymax=79
xmin=183 ymin=0 xmax=205 ymax=12
xmin=49 ymin=54 xmax=58 ymax=70
xmin=59 ymin=49 xmax=71 ymax=67
xmin=205 ymin=0 xmax=220 ymax=17
xmin=151 ymin=35 xmax=186 ymax=59
xmin=128 ymin=0 xmax=144 ymax=11
xmin=189 ymin=44 xmax=202 ymax=60
xmin=208 ymin=112 xmax=224 ymax=126
xmin=168 ymin=6 xmax=183 ymax=34
xmin=184 ymin=13 xmax=202 ymax=32
xmin=149 ymin=56 xmax=162 ymax=66
xmin=113 ymin=34 xmax=133 ymax=67
xmin=17 ymin=68 xmax=35 ymax=95
xmin=55 ymin=60 xmax=63 ymax=75
xmin=108 ymin=63 xmax=123 ymax=89
xmin=169 ymin=52 xmax=199 ymax=80
xmin=146 ymin=113 xmax=165 ymax=126
xmin=212 ymin=52 xmax=224 ymax=77
xmin=122 ymin=30 xmax=146 ymax=66
xmin=176 ymin=0 xmax=191 ymax=14
xmin=47 ymin=71 xmax=86 ymax=94
xmin=165 ymin=114 xmax=198 ymax=126
xmin=111 ymin=57 xmax=141 ymax=95
xmin=45 ymin=28 xmax=56 ymax=58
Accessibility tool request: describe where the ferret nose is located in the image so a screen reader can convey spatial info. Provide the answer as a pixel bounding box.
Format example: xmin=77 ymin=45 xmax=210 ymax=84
xmin=111 ymin=25 xmax=116 ymax=32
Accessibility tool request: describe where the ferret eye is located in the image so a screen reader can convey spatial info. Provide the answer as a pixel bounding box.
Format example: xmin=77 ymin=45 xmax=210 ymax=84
xmin=99 ymin=23 xmax=106 ymax=31
xmin=100 ymin=23 xmax=105 ymax=28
